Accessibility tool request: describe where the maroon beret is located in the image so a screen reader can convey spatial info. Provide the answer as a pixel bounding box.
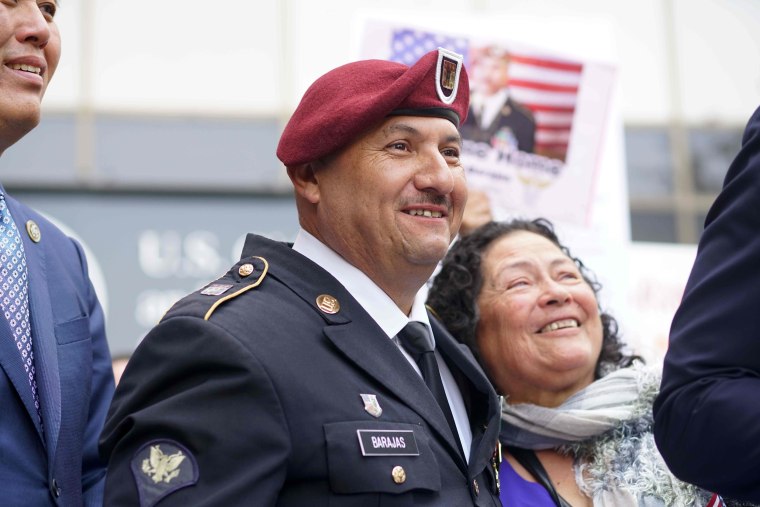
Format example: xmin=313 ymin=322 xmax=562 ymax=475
xmin=277 ymin=48 xmax=469 ymax=166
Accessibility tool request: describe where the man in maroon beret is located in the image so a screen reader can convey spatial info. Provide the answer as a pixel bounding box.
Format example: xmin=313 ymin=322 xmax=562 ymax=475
xmin=100 ymin=48 xmax=502 ymax=506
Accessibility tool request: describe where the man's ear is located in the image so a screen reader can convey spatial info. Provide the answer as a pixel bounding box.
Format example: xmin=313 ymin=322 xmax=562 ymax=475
xmin=287 ymin=163 xmax=320 ymax=204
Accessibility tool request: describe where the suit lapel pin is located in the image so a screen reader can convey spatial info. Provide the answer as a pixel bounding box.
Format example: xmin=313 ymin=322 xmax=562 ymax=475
xmin=25 ymin=220 xmax=41 ymax=243
xmin=360 ymin=393 xmax=382 ymax=418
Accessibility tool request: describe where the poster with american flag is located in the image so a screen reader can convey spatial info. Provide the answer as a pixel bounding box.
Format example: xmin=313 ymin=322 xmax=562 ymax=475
xmin=360 ymin=21 xmax=617 ymax=226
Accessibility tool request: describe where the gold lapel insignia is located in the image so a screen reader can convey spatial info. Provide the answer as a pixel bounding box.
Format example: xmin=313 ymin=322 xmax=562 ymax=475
xmin=316 ymin=294 xmax=340 ymax=314
xmin=26 ymin=220 xmax=41 ymax=243
xmin=360 ymin=393 xmax=383 ymax=418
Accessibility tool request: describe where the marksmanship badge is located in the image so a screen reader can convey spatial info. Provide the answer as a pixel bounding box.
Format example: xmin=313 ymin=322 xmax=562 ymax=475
xmin=360 ymin=393 xmax=383 ymax=418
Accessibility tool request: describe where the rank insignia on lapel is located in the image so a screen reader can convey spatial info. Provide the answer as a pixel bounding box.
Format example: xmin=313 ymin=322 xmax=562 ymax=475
xmin=131 ymin=440 xmax=198 ymax=507
xmin=360 ymin=393 xmax=383 ymax=418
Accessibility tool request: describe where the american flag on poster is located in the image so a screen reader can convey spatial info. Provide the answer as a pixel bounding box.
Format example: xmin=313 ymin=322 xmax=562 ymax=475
xmin=508 ymin=54 xmax=582 ymax=160
xmin=389 ymin=28 xmax=583 ymax=161
xmin=389 ymin=29 xmax=470 ymax=67
xmin=367 ymin=22 xmax=617 ymax=225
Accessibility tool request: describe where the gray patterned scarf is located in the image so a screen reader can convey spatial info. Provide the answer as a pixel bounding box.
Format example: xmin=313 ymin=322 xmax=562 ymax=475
xmin=500 ymin=362 xmax=714 ymax=507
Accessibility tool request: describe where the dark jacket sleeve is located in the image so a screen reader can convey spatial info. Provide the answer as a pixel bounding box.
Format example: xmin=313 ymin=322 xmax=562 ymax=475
xmin=653 ymin=105 xmax=760 ymax=502
xmin=99 ymin=316 xmax=291 ymax=506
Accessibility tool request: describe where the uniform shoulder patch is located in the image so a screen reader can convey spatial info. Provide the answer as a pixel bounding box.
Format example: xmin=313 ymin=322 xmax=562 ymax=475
xmin=131 ymin=440 xmax=199 ymax=507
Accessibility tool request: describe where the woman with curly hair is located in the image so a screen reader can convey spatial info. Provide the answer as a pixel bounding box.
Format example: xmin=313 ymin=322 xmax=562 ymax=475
xmin=427 ymin=218 xmax=727 ymax=507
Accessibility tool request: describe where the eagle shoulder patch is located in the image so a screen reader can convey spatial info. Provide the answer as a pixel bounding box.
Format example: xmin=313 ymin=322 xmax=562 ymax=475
xmin=131 ymin=440 xmax=199 ymax=507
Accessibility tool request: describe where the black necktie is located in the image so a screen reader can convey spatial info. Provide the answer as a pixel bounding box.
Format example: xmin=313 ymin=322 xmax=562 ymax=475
xmin=397 ymin=322 xmax=461 ymax=449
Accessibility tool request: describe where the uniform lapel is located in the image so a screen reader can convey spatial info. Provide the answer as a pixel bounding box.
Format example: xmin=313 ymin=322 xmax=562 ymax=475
xmin=247 ymin=235 xmax=469 ymax=467
xmin=323 ymin=321 xmax=466 ymax=468
xmin=430 ymin=316 xmax=501 ymax=476
xmin=8 ymin=200 xmax=61 ymax=456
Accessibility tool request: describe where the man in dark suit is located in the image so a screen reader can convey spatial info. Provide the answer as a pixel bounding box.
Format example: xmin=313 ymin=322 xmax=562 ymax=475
xmin=653 ymin=105 xmax=760 ymax=503
xmin=0 ymin=2 xmax=114 ymax=505
xmin=460 ymin=46 xmax=536 ymax=154
xmin=100 ymin=48 xmax=502 ymax=506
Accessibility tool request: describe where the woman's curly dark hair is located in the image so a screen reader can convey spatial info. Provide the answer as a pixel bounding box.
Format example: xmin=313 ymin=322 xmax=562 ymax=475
xmin=427 ymin=218 xmax=640 ymax=381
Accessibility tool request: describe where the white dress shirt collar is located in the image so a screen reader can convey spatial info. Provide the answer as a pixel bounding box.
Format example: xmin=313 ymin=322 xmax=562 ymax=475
xmin=474 ymin=87 xmax=510 ymax=130
xmin=292 ymin=228 xmax=433 ymax=341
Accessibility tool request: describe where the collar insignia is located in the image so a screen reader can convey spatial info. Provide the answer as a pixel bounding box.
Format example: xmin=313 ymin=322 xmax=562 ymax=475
xmin=435 ymin=47 xmax=463 ymax=105
xmin=316 ymin=294 xmax=340 ymax=314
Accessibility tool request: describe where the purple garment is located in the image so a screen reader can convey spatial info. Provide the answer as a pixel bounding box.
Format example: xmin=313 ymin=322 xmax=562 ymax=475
xmin=499 ymin=456 xmax=557 ymax=506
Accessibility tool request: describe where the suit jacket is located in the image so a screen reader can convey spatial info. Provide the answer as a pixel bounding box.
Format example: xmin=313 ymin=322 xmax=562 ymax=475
xmin=0 ymin=189 xmax=114 ymax=506
xmin=460 ymin=96 xmax=536 ymax=154
xmin=100 ymin=234 xmax=502 ymax=507
xmin=653 ymin=105 xmax=760 ymax=503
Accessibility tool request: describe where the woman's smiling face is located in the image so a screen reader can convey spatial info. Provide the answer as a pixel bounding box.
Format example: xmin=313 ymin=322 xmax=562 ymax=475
xmin=476 ymin=230 xmax=603 ymax=407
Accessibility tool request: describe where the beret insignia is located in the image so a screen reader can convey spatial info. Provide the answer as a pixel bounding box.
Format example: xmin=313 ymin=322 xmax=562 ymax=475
xmin=436 ymin=47 xmax=463 ymax=105
xmin=131 ymin=440 xmax=198 ymax=507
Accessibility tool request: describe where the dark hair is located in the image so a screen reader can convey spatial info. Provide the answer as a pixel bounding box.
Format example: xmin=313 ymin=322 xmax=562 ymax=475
xmin=427 ymin=218 xmax=640 ymax=380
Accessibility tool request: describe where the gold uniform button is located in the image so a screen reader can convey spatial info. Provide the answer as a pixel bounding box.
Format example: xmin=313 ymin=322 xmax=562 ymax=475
xmin=391 ymin=466 xmax=406 ymax=484
xmin=473 ymin=478 xmax=480 ymax=495
xmin=238 ymin=263 xmax=254 ymax=277
xmin=316 ymin=294 xmax=340 ymax=314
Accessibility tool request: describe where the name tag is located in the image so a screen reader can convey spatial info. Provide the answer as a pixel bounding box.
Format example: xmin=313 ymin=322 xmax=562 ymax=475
xmin=357 ymin=429 xmax=420 ymax=456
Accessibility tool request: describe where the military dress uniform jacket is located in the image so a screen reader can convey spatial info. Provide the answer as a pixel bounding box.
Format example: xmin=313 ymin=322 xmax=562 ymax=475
xmin=0 ymin=189 xmax=114 ymax=506
xmin=653 ymin=105 xmax=760 ymax=503
xmin=460 ymin=96 xmax=536 ymax=154
xmin=100 ymin=233 xmax=502 ymax=507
